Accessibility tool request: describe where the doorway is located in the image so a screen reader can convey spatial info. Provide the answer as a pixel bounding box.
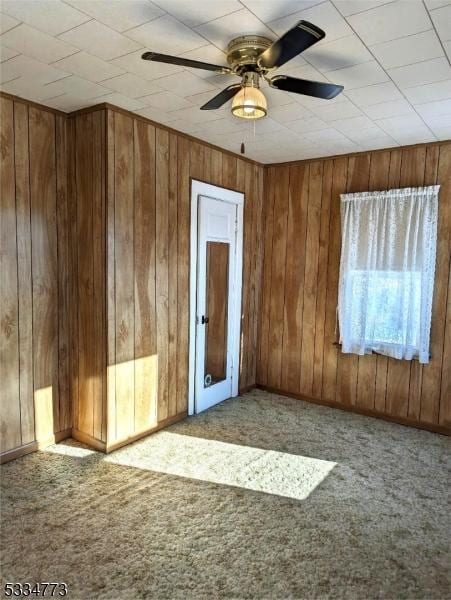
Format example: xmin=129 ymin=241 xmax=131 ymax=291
xmin=189 ymin=180 xmax=244 ymax=415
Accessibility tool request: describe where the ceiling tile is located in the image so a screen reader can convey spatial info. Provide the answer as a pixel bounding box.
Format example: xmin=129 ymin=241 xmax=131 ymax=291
xmin=343 ymin=81 xmax=404 ymax=106
xmin=264 ymin=102 xmax=312 ymax=122
xmin=0 ymin=54 xmax=69 ymax=84
xmin=195 ymin=8 xmax=274 ymax=51
xmin=362 ymin=99 xmax=415 ymax=119
xmin=343 ymin=125 xmax=395 ymax=144
xmin=138 ymin=90 xmax=194 ymax=112
xmin=326 ymin=61 xmax=389 ymax=89
xmin=0 ymin=77 xmax=64 ymax=101
xmin=304 ymin=127 xmax=350 ymax=143
xmin=310 ymin=98 xmax=363 ymax=120
xmin=268 ymin=2 xmax=352 ymax=43
xmin=97 ymin=92 xmax=148 ymax=111
xmin=44 ymin=75 xmax=110 ymax=100
xmin=154 ymin=0 xmax=242 ymax=28
xmin=0 ymin=45 xmax=18 ymax=62
xmin=285 ymin=115 xmax=330 ymax=133
xmin=101 ymin=72 xmax=163 ymax=98
xmin=52 ymin=51 xmax=125 ymax=82
xmin=429 ymin=5 xmax=451 ymax=41
xmin=135 ymin=105 xmax=180 ymax=123
xmin=423 ymin=0 xmax=451 ymax=8
xmin=303 ymin=34 xmax=372 ymax=72
xmin=168 ymin=105 xmax=222 ymax=124
xmin=444 ymin=40 xmax=451 ymax=61
xmin=390 ymin=130 xmax=437 ymax=144
xmin=1 ymin=1 xmax=90 ymax=36
xmin=125 ymin=14 xmax=208 ymax=54
xmin=44 ymin=93 xmax=96 ymax=111
xmin=0 ymin=13 xmax=20 ymax=34
xmin=1 ymin=23 xmax=78 ymax=63
xmin=59 ymin=19 xmax=142 ymax=60
xmin=155 ymin=70 xmax=217 ymax=96
xmin=375 ymin=112 xmax=430 ymax=134
xmin=240 ymin=0 xmax=323 ymax=23
xmin=330 ymin=114 xmax=375 ymax=133
xmin=414 ymin=98 xmax=451 ymax=119
xmin=370 ymin=30 xmax=444 ymax=70
xmin=402 ymin=79 xmax=451 ymax=103
xmin=347 ymin=1 xmax=430 ymax=45
xmin=333 ymin=1 xmax=397 ymax=17
xmin=64 ymin=0 xmax=164 ymax=32
xmin=388 ymin=57 xmax=451 ymax=88
xmin=111 ymin=48 xmax=183 ymax=80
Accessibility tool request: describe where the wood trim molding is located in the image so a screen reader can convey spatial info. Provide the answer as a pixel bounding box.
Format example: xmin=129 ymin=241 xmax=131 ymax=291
xmin=257 ymin=385 xmax=450 ymax=436
xmin=72 ymin=429 xmax=107 ymax=452
xmin=0 ymin=91 xmax=67 ymax=117
xmin=0 ymin=429 xmax=72 ymax=464
xmin=68 ymin=103 xmax=261 ymax=167
xmin=106 ymin=411 xmax=188 ymax=453
xmin=266 ymin=139 xmax=451 ymax=168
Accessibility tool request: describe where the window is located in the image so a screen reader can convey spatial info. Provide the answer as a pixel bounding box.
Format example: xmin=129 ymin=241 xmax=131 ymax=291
xmin=338 ymin=186 xmax=439 ymax=364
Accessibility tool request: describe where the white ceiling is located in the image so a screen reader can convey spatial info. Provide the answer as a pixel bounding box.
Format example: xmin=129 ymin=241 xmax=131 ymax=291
xmin=0 ymin=0 xmax=450 ymax=163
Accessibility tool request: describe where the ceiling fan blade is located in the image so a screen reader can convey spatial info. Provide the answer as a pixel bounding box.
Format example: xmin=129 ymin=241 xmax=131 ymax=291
xmin=142 ymin=51 xmax=232 ymax=74
xmin=200 ymin=84 xmax=242 ymax=110
xmin=269 ymin=75 xmax=343 ymax=99
xmin=259 ymin=20 xmax=325 ymax=70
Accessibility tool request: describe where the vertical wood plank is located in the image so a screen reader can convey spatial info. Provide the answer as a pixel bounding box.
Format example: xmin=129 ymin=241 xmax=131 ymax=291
xmin=56 ymin=114 xmax=71 ymax=433
xmin=75 ymin=113 xmax=94 ymax=436
xmin=240 ymin=160 xmax=251 ymax=388
xmin=249 ymin=165 xmax=264 ymax=386
xmin=134 ymin=120 xmax=157 ymax=431
xmin=280 ymin=164 xmax=309 ymax=393
xmin=422 ymin=143 xmax=451 ymax=424
xmin=439 ymin=265 xmax=451 ymax=429
xmin=210 ymin=148 xmax=223 ymax=187
xmin=168 ymin=133 xmax=178 ymax=417
xmin=14 ymin=101 xmax=35 ymax=444
xmin=106 ymin=110 xmax=116 ymax=443
xmin=0 ymin=97 xmax=21 ymax=452
xmin=177 ymin=136 xmax=190 ymax=414
xmin=257 ymin=168 xmax=275 ymax=385
xmin=313 ymin=160 xmax=332 ymax=398
xmin=29 ymin=106 xmax=58 ymax=440
xmin=114 ymin=112 xmax=135 ymax=440
xmin=92 ymin=111 xmax=105 ymax=441
xmin=322 ymin=157 xmax=348 ymax=402
xmin=156 ymin=128 xmax=169 ymax=421
xmin=267 ymin=165 xmax=289 ymax=388
xmin=300 ymin=161 xmax=323 ymax=397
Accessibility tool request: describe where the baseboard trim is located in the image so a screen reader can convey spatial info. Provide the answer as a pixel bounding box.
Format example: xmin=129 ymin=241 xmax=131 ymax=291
xmin=106 ymin=411 xmax=188 ymax=453
xmin=72 ymin=429 xmax=107 ymax=452
xmin=239 ymin=384 xmax=256 ymax=395
xmin=0 ymin=429 xmax=72 ymax=464
xmin=257 ymin=385 xmax=450 ymax=436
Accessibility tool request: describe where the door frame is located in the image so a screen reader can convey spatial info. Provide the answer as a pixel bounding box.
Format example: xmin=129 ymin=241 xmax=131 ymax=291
xmin=188 ymin=179 xmax=244 ymax=416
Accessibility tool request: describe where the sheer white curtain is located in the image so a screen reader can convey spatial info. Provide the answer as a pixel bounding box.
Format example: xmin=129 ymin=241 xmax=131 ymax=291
xmin=338 ymin=185 xmax=439 ymax=364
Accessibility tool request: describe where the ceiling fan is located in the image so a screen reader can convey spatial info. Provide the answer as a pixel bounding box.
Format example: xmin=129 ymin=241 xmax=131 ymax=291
xmin=141 ymin=20 xmax=344 ymax=121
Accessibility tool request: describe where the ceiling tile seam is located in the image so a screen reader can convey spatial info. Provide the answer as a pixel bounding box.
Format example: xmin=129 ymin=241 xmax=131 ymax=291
xmin=332 ymin=0 xmax=396 ymax=18
xmin=422 ymin=0 xmax=451 ymax=66
xmin=0 ymin=18 xmax=22 ymax=36
xmin=153 ymin=1 xmax=244 ymax=29
xmin=59 ymin=0 xmax=165 ymax=36
xmin=51 ymin=17 xmax=95 ymax=37
xmin=333 ymin=3 xmax=439 ymax=141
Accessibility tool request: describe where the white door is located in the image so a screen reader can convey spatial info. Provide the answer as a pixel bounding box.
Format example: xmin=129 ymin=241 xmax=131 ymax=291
xmin=194 ymin=194 xmax=240 ymax=413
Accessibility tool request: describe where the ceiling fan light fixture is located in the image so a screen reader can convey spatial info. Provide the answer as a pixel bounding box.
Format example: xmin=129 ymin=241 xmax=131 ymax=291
xmin=231 ymin=74 xmax=267 ymax=120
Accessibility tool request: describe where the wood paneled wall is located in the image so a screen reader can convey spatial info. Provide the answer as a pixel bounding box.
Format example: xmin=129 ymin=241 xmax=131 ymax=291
xmin=70 ymin=106 xmax=264 ymax=451
xmin=0 ymin=95 xmax=71 ymax=461
xmin=259 ymin=143 xmax=451 ymax=433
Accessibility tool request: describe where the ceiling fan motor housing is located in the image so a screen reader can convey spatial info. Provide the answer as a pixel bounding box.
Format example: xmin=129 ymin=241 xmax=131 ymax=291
xmin=226 ymin=35 xmax=273 ymax=74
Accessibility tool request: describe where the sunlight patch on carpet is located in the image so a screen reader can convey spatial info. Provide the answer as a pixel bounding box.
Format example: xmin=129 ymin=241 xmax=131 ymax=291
xmin=104 ymin=432 xmax=336 ymax=500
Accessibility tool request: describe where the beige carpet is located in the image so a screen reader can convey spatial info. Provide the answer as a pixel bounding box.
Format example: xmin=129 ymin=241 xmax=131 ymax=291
xmin=1 ymin=389 xmax=450 ymax=599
